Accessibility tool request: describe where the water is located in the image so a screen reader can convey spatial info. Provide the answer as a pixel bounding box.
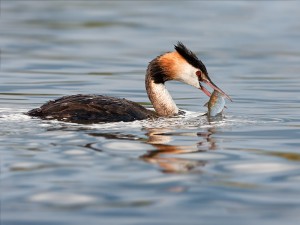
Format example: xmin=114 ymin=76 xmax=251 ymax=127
xmin=1 ymin=1 xmax=300 ymax=225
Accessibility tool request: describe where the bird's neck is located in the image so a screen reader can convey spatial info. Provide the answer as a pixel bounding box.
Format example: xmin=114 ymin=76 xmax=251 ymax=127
xmin=145 ymin=72 xmax=178 ymax=117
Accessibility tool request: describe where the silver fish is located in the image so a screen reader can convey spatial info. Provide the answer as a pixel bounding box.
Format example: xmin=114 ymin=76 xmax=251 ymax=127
xmin=204 ymin=90 xmax=226 ymax=117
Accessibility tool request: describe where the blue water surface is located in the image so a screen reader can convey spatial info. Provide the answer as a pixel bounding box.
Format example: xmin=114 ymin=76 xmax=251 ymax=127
xmin=1 ymin=1 xmax=300 ymax=225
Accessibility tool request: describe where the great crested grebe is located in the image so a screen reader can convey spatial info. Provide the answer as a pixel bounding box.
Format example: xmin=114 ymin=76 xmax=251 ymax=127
xmin=27 ymin=42 xmax=231 ymax=124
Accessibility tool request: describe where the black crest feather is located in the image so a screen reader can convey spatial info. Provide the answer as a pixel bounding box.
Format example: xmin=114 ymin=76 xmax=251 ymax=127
xmin=174 ymin=42 xmax=208 ymax=75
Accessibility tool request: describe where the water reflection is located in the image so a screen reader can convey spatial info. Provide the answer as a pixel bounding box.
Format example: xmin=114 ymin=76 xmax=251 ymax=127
xmin=141 ymin=128 xmax=219 ymax=173
xmin=197 ymin=128 xmax=218 ymax=151
xmin=140 ymin=146 xmax=206 ymax=174
xmin=86 ymin=127 xmax=220 ymax=173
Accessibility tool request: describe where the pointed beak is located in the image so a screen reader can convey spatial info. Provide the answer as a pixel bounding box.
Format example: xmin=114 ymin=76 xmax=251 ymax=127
xmin=199 ymin=77 xmax=232 ymax=102
xmin=203 ymin=79 xmax=232 ymax=101
xmin=199 ymin=84 xmax=211 ymax=97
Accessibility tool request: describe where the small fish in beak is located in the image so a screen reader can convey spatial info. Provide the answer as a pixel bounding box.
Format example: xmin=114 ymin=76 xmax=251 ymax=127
xmin=201 ymin=78 xmax=232 ymax=102
xmin=197 ymin=71 xmax=232 ymax=102
xmin=204 ymin=90 xmax=226 ymax=117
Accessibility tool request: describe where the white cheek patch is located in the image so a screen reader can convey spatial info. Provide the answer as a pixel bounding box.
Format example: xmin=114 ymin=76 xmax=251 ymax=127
xmin=175 ymin=63 xmax=200 ymax=88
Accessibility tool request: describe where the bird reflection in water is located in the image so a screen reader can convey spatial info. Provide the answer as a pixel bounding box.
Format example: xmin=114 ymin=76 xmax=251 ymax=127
xmin=140 ymin=128 xmax=218 ymax=173
xmin=86 ymin=127 xmax=219 ymax=174
xmin=197 ymin=128 xmax=218 ymax=151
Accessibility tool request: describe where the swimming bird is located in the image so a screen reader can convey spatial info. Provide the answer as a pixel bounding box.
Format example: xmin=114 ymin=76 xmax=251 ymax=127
xmin=27 ymin=42 xmax=231 ymax=124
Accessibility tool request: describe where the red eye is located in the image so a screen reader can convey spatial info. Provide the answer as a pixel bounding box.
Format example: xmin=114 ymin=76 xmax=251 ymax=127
xmin=196 ymin=71 xmax=201 ymax=77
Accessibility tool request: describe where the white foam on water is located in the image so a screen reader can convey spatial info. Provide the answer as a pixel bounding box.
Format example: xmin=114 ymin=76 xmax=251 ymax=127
xmin=0 ymin=109 xmax=31 ymax=122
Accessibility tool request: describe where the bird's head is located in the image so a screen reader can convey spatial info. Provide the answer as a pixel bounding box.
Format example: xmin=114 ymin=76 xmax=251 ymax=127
xmin=150 ymin=42 xmax=231 ymax=101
